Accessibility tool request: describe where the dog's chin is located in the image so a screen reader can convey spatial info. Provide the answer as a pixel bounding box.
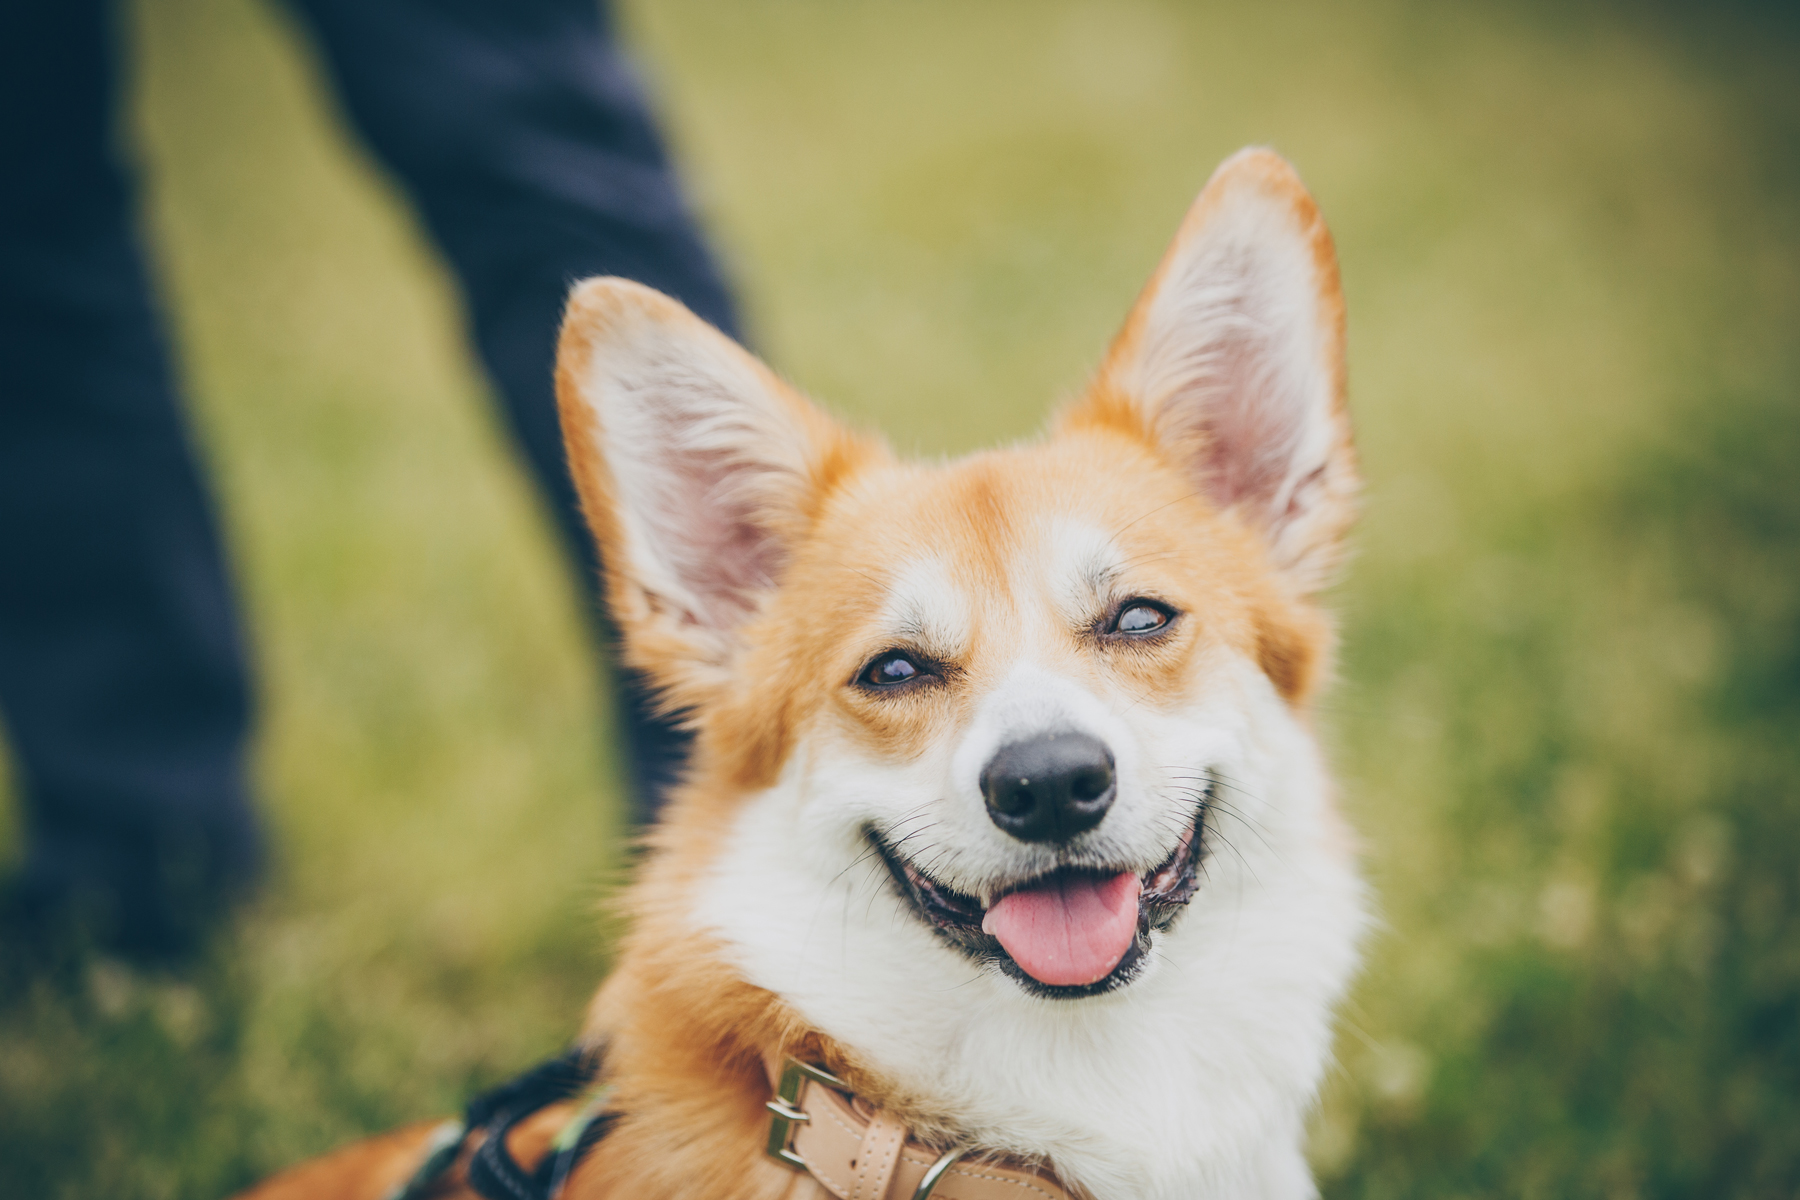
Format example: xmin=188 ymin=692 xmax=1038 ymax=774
xmin=869 ymin=803 xmax=1208 ymax=1000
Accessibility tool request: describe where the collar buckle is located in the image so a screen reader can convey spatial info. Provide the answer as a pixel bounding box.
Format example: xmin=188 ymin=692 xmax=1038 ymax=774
xmin=765 ymin=1056 xmax=847 ymax=1171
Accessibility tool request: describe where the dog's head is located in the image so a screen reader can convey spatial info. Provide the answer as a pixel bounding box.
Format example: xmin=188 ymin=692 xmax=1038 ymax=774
xmin=556 ymin=149 xmax=1355 ymax=1007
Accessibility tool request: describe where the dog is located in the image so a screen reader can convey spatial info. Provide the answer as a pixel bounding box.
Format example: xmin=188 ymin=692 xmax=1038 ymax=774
xmin=242 ymin=147 xmax=1366 ymax=1200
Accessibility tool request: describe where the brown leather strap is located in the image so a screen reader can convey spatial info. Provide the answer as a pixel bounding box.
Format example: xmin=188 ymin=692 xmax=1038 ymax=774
xmin=763 ymin=1054 xmax=1073 ymax=1200
xmin=848 ymin=1110 xmax=909 ymax=1200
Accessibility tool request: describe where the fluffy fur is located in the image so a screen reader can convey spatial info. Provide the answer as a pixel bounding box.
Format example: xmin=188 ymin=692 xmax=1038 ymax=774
xmin=241 ymin=147 xmax=1367 ymax=1200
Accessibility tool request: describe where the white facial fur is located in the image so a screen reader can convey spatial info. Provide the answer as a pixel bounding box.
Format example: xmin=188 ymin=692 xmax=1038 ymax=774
xmin=689 ymin=527 xmax=1368 ymax=1199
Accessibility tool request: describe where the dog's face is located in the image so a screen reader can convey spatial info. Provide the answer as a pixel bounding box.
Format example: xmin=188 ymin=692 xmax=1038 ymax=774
xmin=704 ymin=434 xmax=1338 ymax=1000
xmin=558 ymin=150 xmax=1356 ymax=1024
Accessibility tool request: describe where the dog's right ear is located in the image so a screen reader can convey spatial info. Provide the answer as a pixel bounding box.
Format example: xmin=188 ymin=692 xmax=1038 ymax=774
xmin=1062 ymin=149 xmax=1357 ymax=595
xmin=556 ymin=278 xmax=874 ymax=707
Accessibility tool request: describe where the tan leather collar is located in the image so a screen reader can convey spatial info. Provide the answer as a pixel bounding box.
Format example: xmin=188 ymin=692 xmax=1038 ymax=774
xmin=761 ymin=1053 xmax=1077 ymax=1200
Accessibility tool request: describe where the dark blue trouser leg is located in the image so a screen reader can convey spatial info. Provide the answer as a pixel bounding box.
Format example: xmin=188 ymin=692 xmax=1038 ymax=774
xmin=0 ymin=0 xmax=261 ymax=954
xmin=0 ymin=0 xmax=721 ymax=950
xmin=287 ymin=0 xmax=739 ymax=824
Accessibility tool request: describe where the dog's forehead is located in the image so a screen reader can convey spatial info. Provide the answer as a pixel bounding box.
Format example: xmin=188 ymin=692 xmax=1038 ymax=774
xmin=834 ymin=446 xmax=1181 ymax=630
xmin=1034 ymin=518 xmax=1130 ymax=614
xmin=867 ymin=517 xmax=1125 ymax=641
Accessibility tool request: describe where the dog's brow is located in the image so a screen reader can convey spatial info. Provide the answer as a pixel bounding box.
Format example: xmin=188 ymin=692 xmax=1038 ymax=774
xmin=1079 ymin=551 xmax=1124 ymax=596
xmin=889 ymin=612 xmax=925 ymax=637
xmin=877 ymin=557 xmax=970 ymax=657
xmin=1043 ymin=520 xmax=1127 ymax=619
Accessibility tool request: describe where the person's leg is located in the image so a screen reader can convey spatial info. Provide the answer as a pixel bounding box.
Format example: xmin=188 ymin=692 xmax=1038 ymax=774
xmin=287 ymin=0 xmax=741 ymax=823
xmin=0 ymin=0 xmax=260 ymax=956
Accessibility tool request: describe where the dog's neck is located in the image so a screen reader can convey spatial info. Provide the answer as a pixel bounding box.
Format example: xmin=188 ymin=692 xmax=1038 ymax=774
xmin=752 ymin=1047 xmax=1079 ymax=1200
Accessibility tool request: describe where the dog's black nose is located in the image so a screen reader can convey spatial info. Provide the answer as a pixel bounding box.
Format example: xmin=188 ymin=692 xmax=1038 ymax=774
xmin=981 ymin=732 xmax=1116 ymax=843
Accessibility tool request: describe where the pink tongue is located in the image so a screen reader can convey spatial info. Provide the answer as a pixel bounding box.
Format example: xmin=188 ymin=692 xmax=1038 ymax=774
xmin=981 ymin=871 xmax=1142 ymax=987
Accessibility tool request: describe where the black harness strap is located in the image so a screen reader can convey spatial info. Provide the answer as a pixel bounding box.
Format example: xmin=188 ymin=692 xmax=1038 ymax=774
xmin=466 ymin=1047 xmax=611 ymax=1200
xmin=385 ymin=1046 xmax=614 ymax=1200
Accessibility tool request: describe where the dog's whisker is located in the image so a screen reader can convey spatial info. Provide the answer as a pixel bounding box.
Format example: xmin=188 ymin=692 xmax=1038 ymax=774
xmin=829 ymin=843 xmax=885 ymax=889
xmin=1115 ymin=488 xmax=1213 ymax=535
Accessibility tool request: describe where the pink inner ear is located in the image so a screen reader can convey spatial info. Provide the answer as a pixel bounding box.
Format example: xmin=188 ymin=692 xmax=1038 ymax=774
xmin=1139 ymin=229 xmax=1331 ymax=535
xmin=625 ymin=382 xmax=793 ymax=632
xmin=685 ymin=447 xmax=783 ymax=626
xmin=1195 ymin=330 xmax=1308 ymax=515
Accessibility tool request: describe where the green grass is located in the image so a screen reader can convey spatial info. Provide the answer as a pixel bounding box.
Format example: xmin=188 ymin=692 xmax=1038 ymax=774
xmin=1 ymin=0 xmax=1795 ymax=1195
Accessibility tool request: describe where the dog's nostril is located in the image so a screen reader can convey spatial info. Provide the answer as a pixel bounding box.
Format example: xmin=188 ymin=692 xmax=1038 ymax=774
xmin=991 ymin=775 xmax=1036 ymax=816
xmin=981 ymin=732 xmax=1116 ymax=843
xmin=1069 ymin=767 xmax=1111 ymax=803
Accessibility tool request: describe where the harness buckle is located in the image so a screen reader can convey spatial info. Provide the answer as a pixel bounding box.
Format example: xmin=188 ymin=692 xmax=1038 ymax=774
xmin=765 ymin=1056 xmax=847 ymax=1171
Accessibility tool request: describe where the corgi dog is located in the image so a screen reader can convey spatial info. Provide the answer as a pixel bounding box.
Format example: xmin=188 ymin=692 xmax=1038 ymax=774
xmin=243 ymin=147 xmax=1366 ymax=1200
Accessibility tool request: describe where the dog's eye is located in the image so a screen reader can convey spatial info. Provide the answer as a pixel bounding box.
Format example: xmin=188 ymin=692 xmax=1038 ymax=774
xmin=1110 ymin=601 xmax=1174 ymax=636
xmin=859 ymin=651 xmax=926 ymax=688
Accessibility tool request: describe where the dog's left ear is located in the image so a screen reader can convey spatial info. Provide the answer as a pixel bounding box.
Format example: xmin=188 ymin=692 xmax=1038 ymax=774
xmin=1065 ymin=148 xmax=1357 ymax=593
xmin=556 ymin=278 xmax=875 ymax=707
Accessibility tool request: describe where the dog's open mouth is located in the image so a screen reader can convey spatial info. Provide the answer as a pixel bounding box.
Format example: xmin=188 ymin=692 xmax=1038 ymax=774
xmin=870 ymin=800 xmax=1207 ymax=999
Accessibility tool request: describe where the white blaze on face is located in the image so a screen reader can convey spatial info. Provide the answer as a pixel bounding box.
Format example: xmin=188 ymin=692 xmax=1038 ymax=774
xmin=874 ymin=556 xmax=972 ymax=666
xmin=951 ymin=517 xmax=1135 ymax=795
xmin=1038 ymin=518 xmax=1132 ymax=629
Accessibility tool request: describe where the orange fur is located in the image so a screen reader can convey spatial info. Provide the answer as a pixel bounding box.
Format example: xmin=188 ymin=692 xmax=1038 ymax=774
xmin=235 ymin=1122 xmax=452 ymax=1200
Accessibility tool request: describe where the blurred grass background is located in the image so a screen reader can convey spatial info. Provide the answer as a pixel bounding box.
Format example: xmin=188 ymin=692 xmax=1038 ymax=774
xmin=0 ymin=0 xmax=1795 ymax=1195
